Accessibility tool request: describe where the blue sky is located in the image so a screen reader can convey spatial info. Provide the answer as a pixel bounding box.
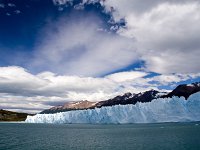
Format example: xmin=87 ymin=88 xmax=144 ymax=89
xmin=0 ymin=0 xmax=116 ymax=68
xmin=0 ymin=0 xmax=200 ymax=113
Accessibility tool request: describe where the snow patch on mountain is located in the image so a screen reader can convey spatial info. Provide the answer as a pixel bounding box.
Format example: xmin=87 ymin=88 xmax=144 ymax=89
xmin=25 ymin=92 xmax=200 ymax=124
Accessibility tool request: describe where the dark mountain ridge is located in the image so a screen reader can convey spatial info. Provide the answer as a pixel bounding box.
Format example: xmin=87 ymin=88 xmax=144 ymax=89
xmin=95 ymin=90 xmax=161 ymax=108
xmin=161 ymin=82 xmax=200 ymax=99
xmin=40 ymin=82 xmax=200 ymax=114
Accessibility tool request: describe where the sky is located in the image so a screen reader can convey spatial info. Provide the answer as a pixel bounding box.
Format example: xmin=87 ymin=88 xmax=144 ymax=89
xmin=0 ymin=0 xmax=200 ymax=113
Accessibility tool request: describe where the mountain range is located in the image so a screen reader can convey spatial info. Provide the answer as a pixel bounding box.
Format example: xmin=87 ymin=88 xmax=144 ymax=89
xmin=40 ymin=82 xmax=200 ymax=114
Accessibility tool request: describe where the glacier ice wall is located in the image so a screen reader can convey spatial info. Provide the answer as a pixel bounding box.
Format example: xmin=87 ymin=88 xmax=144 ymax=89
xmin=25 ymin=92 xmax=200 ymax=124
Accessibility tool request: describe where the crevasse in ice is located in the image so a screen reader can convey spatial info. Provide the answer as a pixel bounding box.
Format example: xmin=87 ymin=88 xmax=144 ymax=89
xmin=25 ymin=92 xmax=200 ymax=124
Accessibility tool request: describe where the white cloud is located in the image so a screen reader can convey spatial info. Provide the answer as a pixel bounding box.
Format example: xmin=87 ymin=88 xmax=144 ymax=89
xmin=114 ymin=1 xmax=200 ymax=74
xmin=30 ymin=14 xmax=137 ymax=76
xmin=0 ymin=66 xmax=48 ymax=95
xmin=106 ymin=71 xmax=148 ymax=82
xmin=148 ymin=73 xmax=200 ymax=85
xmin=23 ymin=0 xmax=200 ymax=76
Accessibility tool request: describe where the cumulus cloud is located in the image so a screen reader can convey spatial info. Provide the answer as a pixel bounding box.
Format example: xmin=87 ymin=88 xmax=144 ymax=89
xmin=110 ymin=1 xmax=200 ymax=74
xmin=1 ymin=0 xmax=191 ymax=79
xmin=50 ymin=0 xmax=200 ymax=74
xmin=0 ymin=66 xmax=199 ymax=113
xmin=0 ymin=66 xmax=48 ymax=96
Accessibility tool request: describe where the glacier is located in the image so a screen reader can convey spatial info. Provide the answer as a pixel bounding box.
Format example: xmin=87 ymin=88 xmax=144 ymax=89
xmin=25 ymin=92 xmax=200 ymax=124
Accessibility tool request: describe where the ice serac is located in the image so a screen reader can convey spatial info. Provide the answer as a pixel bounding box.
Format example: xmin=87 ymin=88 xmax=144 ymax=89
xmin=25 ymin=92 xmax=200 ymax=124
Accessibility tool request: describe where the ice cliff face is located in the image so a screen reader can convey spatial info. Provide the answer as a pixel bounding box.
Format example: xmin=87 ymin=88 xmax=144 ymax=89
xmin=25 ymin=92 xmax=200 ymax=124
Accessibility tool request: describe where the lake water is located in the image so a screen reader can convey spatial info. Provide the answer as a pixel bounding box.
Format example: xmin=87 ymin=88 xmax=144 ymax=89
xmin=0 ymin=122 xmax=200 ymax=150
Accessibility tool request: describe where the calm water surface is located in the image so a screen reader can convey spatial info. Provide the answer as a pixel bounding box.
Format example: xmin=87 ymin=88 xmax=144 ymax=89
xmin=0 ymin=122 xmax=200 ymax=150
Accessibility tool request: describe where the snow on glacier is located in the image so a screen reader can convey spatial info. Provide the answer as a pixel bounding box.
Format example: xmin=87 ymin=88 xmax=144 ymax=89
xmin=25 ymin=92 xmax=200 ymax=124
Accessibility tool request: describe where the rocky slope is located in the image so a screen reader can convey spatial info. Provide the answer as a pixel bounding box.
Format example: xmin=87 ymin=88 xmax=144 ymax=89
xmin=0 ymin=109 xmax=31 ymax=121
xmin=94 ymin=90 xmax=163 ymax=108
xmin=41 ymin=100 xmax=97 ymax=114
xmin=40 ymin=82 xmax=200 ymax=114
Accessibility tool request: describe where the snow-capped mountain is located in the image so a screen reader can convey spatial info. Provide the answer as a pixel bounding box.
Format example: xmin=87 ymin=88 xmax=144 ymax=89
xmin=40 ymin=82 xmax=200 ymax=114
